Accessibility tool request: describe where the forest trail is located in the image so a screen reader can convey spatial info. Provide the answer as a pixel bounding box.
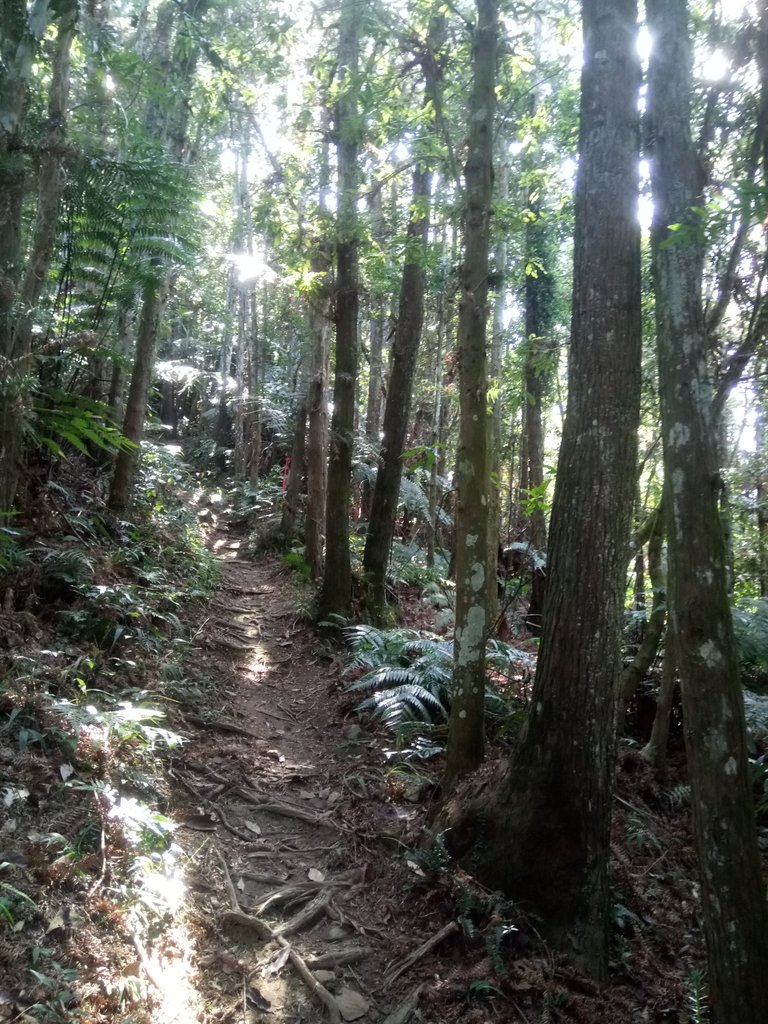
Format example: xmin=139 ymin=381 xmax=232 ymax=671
xmin=161 ymin=531 xmax=441 ymax=1024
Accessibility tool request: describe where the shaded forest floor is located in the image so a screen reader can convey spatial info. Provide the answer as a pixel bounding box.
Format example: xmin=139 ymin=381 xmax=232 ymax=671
xmin=0 ymin=500 xmax=727 ymax=1024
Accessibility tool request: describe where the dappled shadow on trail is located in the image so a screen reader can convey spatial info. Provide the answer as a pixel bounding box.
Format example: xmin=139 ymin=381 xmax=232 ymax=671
xmin=155 ymin=532 xmax=709 ymax=1024
xmin=163 ymin=536 xmax=445 ymax=1024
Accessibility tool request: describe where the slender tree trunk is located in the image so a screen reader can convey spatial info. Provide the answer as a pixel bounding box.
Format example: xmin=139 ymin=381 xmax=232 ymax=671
xmin=0 ymin=0 xmax=74 ymax=518
xmin=640 ymin=631 xmax=677 ymax=776
xmin=305 ymin=243 xmax=332 ymax=578
xmin=281 ymin=347 xmax=309 ymax=540
xmin=757 ymin=382 xmax=768 ymax=596
xmin=319 ymin=0 xmax=360 ymax=620
xmin=365 ymin=186 xmax=386 ymax=447
xmin=108 ymin=0 xmax=207 ymax=508
xmin=108 ymin=279 xmax=161 ymax=512
xmin=362 ymin=167 xmax=431 ymax=618
xmin=647 ymin=1 xmax=768 ymax=1019
xmin=486 ymin=153 xmax=507 ymax=628
xmin=443 ymin=0 xmax=497 ymax=784
xmin=619 ymin=503 xmax=666 ymax=711
xmin=426 ymin=288 xmax=445 ymax=569
xmin=521 ymin=187 xmax=554 ymax=634
xmin=443 ymin=0 xmax=641 ymax=978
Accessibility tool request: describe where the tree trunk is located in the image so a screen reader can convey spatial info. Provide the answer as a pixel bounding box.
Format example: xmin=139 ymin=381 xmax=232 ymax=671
xmin=442 ymin=0 xmax=641 ymax=978
xmin=305 ymin=241 xmax=332 ymax=578
xmin=521 ymin=187 xmax=554 ymax=635
xmin=757 ymin=380 xmax=768 ymax=596
xmin=486 ymin=152 xmax=507 ymax=629
xmin=108 ymin=0 xmax=207 ymax=508
xmin=0 ymin=0 xmax=73 ymax=518
xmin=647 ymin=1 xmax=768 ymax=1019
xmin=640 ymin=631 xmax=677 ymax=776
xmin=318 ymin=0 xmax=360 ymax=621
xmin=108 ymin=278 xmax=161 ymax=512
xmin=443 ymin=0 xmax=497 ymax=785
xmin=363 ymin=166 xmax=431 ymax=618
xmin=365 ymin=186 xmax=386 ymax=448
xmin=618 ymin=502 xmax=666 ymax=724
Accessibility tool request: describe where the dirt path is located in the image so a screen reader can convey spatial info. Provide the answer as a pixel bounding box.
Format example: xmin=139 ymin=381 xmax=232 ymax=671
xmin=162 ymin=537 xmax=448 ymax=1024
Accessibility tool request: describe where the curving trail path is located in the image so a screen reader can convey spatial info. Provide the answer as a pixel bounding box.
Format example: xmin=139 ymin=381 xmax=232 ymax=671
xmin=160 ymin=535 xmax=447 ymax=1024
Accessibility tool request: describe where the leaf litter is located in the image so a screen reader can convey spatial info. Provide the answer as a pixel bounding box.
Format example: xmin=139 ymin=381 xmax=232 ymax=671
xmin=0 ymin=528 xmax=751 ymax=1024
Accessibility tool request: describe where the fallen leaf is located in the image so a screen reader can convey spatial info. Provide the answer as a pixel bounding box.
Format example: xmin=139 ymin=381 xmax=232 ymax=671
xmin=244 ymin=820 xmax=262 ymax=835
xmin=245 ymin=986 xmax=272 ymax=1012
xmin=308 ymin=867 xmax=325 ymax=882
xmin=46 ymin=908 xmax=69 ymax=934
xmin=336 ymin=987 xmax=369 ymax=1022
xmin=263 ymin=946 xmax=291 ymax=977
xmin=405 ymin=860 xmax=426 ymax=879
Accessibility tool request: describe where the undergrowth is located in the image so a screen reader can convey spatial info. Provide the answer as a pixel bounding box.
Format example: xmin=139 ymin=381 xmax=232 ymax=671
xmin=343 ymin=624 xmax=533 ymax=761
xmin=0 ymin=443 xmax=216 ymax=1021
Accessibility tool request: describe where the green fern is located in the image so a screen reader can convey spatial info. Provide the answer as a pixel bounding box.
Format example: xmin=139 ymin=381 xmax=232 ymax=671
xmin=687 ymin=967 xmax=708 ymax=1024
xmin=666 ymin=783 xmax=692 ymax=809
xmin=732 ymin=600 xmax=768 ymax=688
xmin=344 ymin=625 xmax=531 ymax=750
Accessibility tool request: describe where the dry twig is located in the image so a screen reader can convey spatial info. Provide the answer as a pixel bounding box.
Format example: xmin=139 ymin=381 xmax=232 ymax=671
xmin=384 ymin=921 xmax=459 ymax=985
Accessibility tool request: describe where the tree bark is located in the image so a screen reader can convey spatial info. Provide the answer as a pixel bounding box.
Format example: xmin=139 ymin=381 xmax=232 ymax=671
xmin=486 ymin=152 xmax=507 ymax=629
xmin=108 ymin=0 xmax=208 ymax=508
xmin=305 ymin=241 xmax=332 ymax=579
xmin=443 ymin=0 xmax=497 ymax=785
xmin=0 ymin=0 xmax=74 ymax=518
xmin=362 ymin=166 xmax=431 ymax=618
xmin=108 ymin=278 xmax=161 ymax=512
xmin=520 ymin=186 xmax=554 ymax=635
xmin=640 ymin=631 xmax=677 ymax=776
xmin=618 ymin=503 xmax=666 ymax=722
xmin=647 ymin=1 xmax=768 ymax=1019
xmin=442 ymin=0 xmax=641 ymax=978
xmin=318 ymin=0 xmax=360 ymax=620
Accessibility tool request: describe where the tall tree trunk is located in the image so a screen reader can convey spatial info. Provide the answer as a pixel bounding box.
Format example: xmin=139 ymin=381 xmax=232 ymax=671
xmin=362 ymin=167 xmax=431 ymax=618
xmin=108 ymin=278 xmax=161 ymax=512
xmin=640 ymin=631 xmax=677 ymax=776
xmin=365 ymin=185 xmax=386 ymax=448
xmin=304 ymin=113 xmax=333 ymax=578
xmin=305 ymin=241 xmax=332 ymax=578
xmin=443 ymin=0 xmax=642 ymax=977
xmin=443 ymin=0 xmax=497 ymax=785
xmin=0 ymin=0 xmax=74 ymax=518
xmin=426 ymin=280 xmax=446 ymax=569
xmin=486 ymin=152 xmax=507 ymax=628
xmin=281 ymin=346 xmax=309 ymax=540
xmin=108 ymin=0 xmax=208 ymax=508
xmin=647 ymin=1 xmax=768 ymax=1019
xmin=521 ymin=186 xmax=554 ymax=634
xmin=757 ymin=378 xmax=768 ymax=596
xmin=616 ymin=504 xmax=666 ymax=737
xmin=318 ymin=0 xmax=360 ymax=621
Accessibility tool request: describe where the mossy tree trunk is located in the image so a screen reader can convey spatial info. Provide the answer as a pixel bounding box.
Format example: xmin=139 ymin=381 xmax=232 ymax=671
xmin=443 ymin=0 xmax=497 ymax=785
xmin=442 ymin=0 xmax=642 ymax=977
xmin=647 ymin=1 xmax=768 ymax=1019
